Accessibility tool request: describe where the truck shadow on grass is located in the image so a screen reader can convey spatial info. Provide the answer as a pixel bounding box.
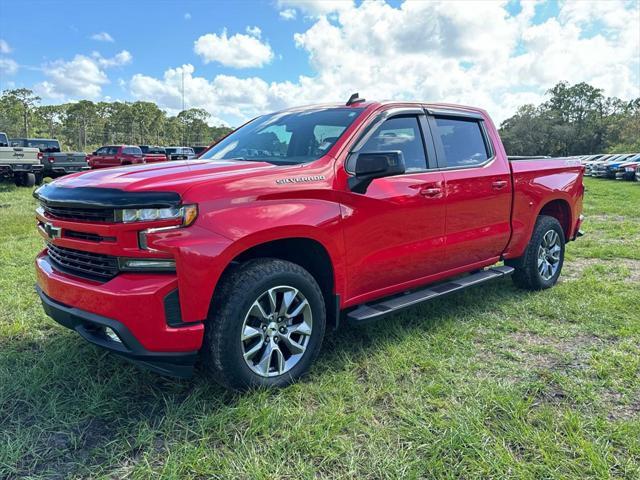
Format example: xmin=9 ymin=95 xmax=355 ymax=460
xmin=2 ymin=278 xmax=523 ymax=478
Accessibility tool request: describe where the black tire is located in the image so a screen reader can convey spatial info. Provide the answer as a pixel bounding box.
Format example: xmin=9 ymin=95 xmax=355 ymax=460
xmin=34 ymin=172 xmax=44 ymax=185
xmin=23 ymin=173 xmax=36 ymax=187
xmin=506 ymin=215 xmax=565 ymax=290
xmin=202 ymin=258 xmax=326 ymax=391
xmin=13 ymin=173 xmax=24 ymax=187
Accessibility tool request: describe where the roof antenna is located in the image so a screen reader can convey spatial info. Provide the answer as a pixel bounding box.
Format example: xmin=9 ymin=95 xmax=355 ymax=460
xmin=346 ymin=92 xmax=365 ymax=106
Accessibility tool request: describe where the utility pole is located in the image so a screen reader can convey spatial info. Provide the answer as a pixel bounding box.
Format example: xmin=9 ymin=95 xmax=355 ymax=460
xmin=181 ymin=69 xmax=185 ymax=145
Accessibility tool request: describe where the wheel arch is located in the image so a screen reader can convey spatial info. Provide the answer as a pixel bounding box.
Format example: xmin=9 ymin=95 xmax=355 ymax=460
xmin=537 ymin=198 xmax=573 ymax=239
xmin=211 ymin=234 xmax=343 ymax=329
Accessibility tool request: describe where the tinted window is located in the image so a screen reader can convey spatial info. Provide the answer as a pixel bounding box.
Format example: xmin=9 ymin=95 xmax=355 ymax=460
xmin=26 ymin=139 xmax=60 ymax=152
xmin=123 ymin=147 xmax=142 ymax=155
xmin=200 ymin=108 xmax=364 ymax=165
xmin=0 ymin=133 xmax=7 ymax=146
xmin=433 ymin=117 xmax=489 ymax=168
xmin=360 ymin=116 xmax=427 ymax=172
xmin=107 ymin=147 xmax=119 ymax=155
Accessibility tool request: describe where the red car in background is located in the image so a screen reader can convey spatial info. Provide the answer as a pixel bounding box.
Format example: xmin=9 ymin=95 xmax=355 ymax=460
xmin=87 ymin=145 xmax=167 ymax=169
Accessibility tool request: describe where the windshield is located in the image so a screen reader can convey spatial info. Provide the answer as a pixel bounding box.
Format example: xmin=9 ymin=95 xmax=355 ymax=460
xmin=200 ymin=107 xmax=364 ymax=165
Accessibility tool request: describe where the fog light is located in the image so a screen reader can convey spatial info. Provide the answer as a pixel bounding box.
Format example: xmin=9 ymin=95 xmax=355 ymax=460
xmin=118 ymin=258 xmax=176 ymax=272
xmin=104 ymin=327 xmax=122 ymax=343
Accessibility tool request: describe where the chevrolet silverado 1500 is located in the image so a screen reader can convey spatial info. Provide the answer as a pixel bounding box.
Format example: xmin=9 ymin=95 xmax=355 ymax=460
xmin=34 ymin=98 xmax=585 ymax=390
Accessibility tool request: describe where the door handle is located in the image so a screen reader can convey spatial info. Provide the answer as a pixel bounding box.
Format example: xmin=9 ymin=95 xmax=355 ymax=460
xmin=492 ymin=180 xmax=508 ymax=190
xmin=420 ymin=187 xmax=442 ymax=197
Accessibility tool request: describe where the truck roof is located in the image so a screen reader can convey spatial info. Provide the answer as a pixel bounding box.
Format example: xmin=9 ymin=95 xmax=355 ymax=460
xmin=272 ymin=100 xmax=487 ymax=118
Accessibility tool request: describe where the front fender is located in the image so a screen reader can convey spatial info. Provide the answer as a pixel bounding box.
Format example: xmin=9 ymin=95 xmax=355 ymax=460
xmin=148 ymin=198 xmax=346 ymax=322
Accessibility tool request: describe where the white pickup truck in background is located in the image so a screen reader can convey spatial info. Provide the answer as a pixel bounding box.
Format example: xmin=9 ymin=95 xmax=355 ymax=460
xmin=0 ymin=132 xmax=44 ymax=187
xmin=9 ymin=138 xmax=88 ymax=177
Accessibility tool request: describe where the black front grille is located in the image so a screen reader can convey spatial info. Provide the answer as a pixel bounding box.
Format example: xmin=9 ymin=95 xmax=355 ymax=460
xmin=47 ymin=243 xmax=119 ymax=280
xmin=42 ymin=204 xmax=115 ymax=223
xmin=64 ymin=230 xmax=116 ymax=243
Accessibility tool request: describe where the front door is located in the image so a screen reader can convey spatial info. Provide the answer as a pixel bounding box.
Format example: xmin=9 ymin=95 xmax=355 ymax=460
xmin=341 ymin=113 xmax=447 ymax=303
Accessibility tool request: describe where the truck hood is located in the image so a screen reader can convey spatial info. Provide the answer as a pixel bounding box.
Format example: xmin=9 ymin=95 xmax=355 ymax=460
xmin=54 ymin=160 xmax=277 ymax=195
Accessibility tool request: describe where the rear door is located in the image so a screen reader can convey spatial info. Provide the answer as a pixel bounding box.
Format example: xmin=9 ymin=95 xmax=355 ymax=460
xmin=428 ymin=111 xmax=512 ymax=270
xmin=342 ymin=109 xmax=447 ymax=301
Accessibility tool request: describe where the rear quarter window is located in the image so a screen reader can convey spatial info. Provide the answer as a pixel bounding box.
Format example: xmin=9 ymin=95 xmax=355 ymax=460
xmin=433 ymin=117 xmax=490 ymax=168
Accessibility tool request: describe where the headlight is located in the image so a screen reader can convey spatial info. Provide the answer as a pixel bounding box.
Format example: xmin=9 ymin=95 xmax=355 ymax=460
xmin=117 ymin=204 xmax=198 ymax=225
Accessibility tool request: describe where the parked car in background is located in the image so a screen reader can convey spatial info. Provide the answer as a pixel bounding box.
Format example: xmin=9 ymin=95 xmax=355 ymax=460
xmin=586 ymin=154 xmax=617 ymax=176
xmin=34 ymin=99 xmax=585 ymax=390
xmin=0 ymin=131 xmax=44 ymax=186
xmin=191 ymin=146 xmax=208 ymax=157
xmin=165 ymin=146 xmax=197 ymax=160
xmin=10 ymin=138 xmax=88 ymax=177
xmin=87 ymin=145 xmax=145 ymax=169
xmin=614 ymin=154 xmax=640 ymax=181
xmin=592 ymin=154 xmax=635 ymax=178
xmin=139 ymin=145 xmax=168 ymax=163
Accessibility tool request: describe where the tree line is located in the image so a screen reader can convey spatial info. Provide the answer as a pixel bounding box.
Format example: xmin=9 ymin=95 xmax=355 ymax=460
xmin=499 ymin=81 xmax=639 ymax=156
xmin=1 ymin=82 xmax=638 ymax=156
xmin=0 ymin=88 xmax=233 ymax=152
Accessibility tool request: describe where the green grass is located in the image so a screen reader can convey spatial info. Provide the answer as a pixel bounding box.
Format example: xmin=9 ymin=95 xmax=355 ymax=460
xmin=1 ymin=178 xmax=639 ymax=479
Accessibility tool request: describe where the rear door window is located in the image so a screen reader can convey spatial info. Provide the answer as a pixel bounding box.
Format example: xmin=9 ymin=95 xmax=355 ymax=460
xmin=432 ymin=117 xmax=490 ymax=168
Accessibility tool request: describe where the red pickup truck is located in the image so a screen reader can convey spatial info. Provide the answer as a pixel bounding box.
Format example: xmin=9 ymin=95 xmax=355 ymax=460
xmin=87 ymin=145 xmax=167 ymax=169
xmin=34 ymin=98 xmax=584 ymax=390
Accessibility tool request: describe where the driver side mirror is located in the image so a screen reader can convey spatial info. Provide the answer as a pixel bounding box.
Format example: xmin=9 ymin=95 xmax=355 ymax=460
xmin=348 ymin=151 xmax=406 ymax=194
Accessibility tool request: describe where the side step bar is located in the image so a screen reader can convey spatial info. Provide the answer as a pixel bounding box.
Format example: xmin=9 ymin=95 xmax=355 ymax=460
xmin=346 ymin=266 xmax=514 ymax=323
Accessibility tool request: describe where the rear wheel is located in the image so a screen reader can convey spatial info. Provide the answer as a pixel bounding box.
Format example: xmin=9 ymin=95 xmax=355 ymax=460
xmin=202 ymin=259 xmax=326 ymax=390
xmin=13 ymin=173 xmax=24 ymax=187
xmin=24 ymin=173 xmax=36 ymax=187
xmin=507 ymin=215 xmax=565 ymax=290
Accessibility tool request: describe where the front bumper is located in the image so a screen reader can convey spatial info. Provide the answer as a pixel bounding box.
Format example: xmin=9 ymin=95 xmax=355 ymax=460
xmin=37 ymin=286 xmax=198 ymax=377
xmin=36 ymin=252 xmax=204 ymax=377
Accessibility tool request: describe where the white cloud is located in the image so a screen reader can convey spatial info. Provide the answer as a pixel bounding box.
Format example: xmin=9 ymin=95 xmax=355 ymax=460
xmin=132 ymin=0 xmax=639 ymax=126
xmin=35 ymin=50 xmax=133 ymax=99
xmin=0 ymin=39 xmax=11 ymax=54
xmin=194 ymin=29 xmax=274 ymax=68
xmin=0 ymin=57 xmax=18 ymax=75
xmin=93 ymin=50 xmax=133 ymax=67
xmin=277 ymin=0 xmax=354 ymax=17
xmin=279 ymin=8 xmax=297 ymax=20
xmin=90 ymin=32 xmax=114 ymax=42
xmin=184 ymin=12 xmax=192 ymax=20
xmin=246 ymin=26 xmax=262 ymax=38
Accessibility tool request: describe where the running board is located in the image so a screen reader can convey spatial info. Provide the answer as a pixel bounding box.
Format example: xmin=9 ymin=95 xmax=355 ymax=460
xmin=346 ymin=266 xmax=514 ymax=323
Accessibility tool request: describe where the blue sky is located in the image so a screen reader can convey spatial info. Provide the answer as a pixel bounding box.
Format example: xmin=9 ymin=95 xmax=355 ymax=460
xmin=1 ymin=0 xmax=638 ymax=126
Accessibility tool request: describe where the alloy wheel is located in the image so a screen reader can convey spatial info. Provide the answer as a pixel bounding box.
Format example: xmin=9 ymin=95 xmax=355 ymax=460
xmin=537 ymin=229 xmax=561 ymax=280
xmin=240 ymin=286 xmax=313 ymax=377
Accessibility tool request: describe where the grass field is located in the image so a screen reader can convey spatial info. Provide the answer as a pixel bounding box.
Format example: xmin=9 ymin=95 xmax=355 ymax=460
xmin=0 ymin=178 xmax=639 ymax=479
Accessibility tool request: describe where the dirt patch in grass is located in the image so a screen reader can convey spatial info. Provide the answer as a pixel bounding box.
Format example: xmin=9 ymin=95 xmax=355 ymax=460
xmin=603 ymin=390 xmax=640 ymax=421
xmin=588 ymin=214 xmax=628 ymax=222
xmin=506 ymin=331 xmax=601 ymax=372
xmin=562 ymin=257 xmax=640 ymax=282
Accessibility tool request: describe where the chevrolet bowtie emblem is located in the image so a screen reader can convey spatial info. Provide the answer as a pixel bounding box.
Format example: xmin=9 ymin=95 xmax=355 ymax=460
xmin=43 ymin=222 xmax=61 ymax=240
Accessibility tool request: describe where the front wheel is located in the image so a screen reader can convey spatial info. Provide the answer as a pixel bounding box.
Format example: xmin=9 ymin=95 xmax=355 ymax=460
xmin=507 ymin=215 xmax=565 ymax=290
xmin=202 ymin=259 xmax=326 ymax=390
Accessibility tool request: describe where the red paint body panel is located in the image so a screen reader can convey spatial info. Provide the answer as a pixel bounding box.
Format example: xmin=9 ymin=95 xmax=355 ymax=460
xmin=35 ymin=101 xmax=584 ymax=357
